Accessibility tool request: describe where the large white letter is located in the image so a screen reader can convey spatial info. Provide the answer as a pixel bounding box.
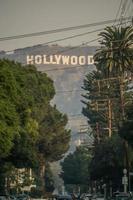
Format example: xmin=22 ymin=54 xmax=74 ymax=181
xmin=50 ymin=55 xmax=57 ymax=64
xmin=88 ymin=55 xmax=94 ymax=65
xmin=27 ymin=55 xmax=34 ymax=64
xmin=70 ymin=56 xmax=78 ymax=65
xmin=62 ymin=56 xmax=70 ymax=65
xmin=43 ymin=55 xmax=50 ymax=64
xmin=35 ymin=55 xmax=42 ymax=64
xmin=79 ymin=56 xmax=86 ymax=65
xmin=54 ymin=55 xmax=61 ymax=64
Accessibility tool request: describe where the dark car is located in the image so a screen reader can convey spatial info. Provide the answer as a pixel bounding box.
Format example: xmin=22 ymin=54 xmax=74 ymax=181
xmin=56 ymin=195 xmax=72 ymax=200
xmin=0 ymin=196 xmax=10 ymax=200
xmin=115 ymin=193 xmax=131 ymax=200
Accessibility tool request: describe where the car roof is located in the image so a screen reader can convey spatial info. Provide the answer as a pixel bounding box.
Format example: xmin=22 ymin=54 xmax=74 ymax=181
xmin=116 ymin=193 xmax=130 ymax=197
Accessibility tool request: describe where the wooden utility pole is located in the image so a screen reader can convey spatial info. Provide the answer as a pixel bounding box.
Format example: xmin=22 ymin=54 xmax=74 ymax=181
xmin=119 ymin=76 xmax=125 ymax=119
xmin=119 ymin=76 xmax=130 ymax=188
xmin=96 ymin=122 xmax=100 ymax=143
xmin=91 ymin=77 xmax=126 ymax=139
xmin=108 ymin=99 xmax=112 ymax=137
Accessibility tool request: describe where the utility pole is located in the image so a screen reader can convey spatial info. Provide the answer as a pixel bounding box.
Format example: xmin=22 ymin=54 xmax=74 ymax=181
xmin=131 ymin=0 xmax=133 ymax=26
xmin=108 ymin=99 xmax=112 ymax=137
xmin=95 ymin=101 xmax=100 ymax=143
xmin=97 ymin=78 xmax=120 ymax=138
xmin=119 ymin=76 xmax=125 ymax=119
xmin=118 ymin=76 xmax=130 ymax=189
xmin=90 ymin=76 xmax=130 ymax=140
xmin=96 ymin=122 xmax=100 ymax=143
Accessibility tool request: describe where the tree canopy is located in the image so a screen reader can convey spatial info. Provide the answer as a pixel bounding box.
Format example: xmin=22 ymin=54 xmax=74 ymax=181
xmin=61 ymin=146 xmax=91 ymax=188
xmin=119 ymin=104 xmax=133 ymax=147
xmin=0 ymin=59 xmax=70 ymax=193
xmin=82 ymin=25 xmax=133 ymax=194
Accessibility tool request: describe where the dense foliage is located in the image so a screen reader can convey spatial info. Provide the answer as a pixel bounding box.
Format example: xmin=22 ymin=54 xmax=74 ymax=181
xmin=119 ymin=104 xmax=133 ymax=147
xmin=82 ymin=25 xmax=133 ymax=194
xmin=0 ymin=59 xmax=70 ymax=194
xmin=61 ymin=146 xmax=91 ymax=192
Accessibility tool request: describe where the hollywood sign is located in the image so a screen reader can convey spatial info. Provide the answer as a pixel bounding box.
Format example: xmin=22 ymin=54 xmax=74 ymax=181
xmin=26 ymin=54 xmax=94 ymax=65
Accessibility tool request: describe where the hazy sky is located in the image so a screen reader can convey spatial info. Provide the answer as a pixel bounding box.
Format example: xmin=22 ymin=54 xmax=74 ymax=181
xmin=0 ymin=0 xmax=131 ymax=51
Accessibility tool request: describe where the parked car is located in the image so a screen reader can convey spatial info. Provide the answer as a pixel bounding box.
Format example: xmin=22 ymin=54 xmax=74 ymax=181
xmin=56 ymin=195 xmax=72 ymax=200
xmin=17 ymin=195 xmax=30 ymax=200
xmin=115 ymin=193 xmax=131 ymax=200
xmin=0 ymin=196 xmax=10 ymax=200
xmin=10 ymin=195 xmax=17 ymax=200
xmin=96 ymin=194 xmax=104 ymax=200
xmin=83 ymin=194 xmax=92 ymax=200
xmin=0 ymin=196 xmax=7 ymax=200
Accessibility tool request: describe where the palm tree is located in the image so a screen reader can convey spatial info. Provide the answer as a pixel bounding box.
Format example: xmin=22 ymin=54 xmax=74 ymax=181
xmin=94 ymin=26 xmax=133 ymax=77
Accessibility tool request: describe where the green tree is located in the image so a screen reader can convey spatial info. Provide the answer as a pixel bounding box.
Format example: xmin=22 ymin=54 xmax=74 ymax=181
xmin=45 ymin=163 xmax=55 ymax=193
xmin=82 ymin=25 xmax=133 ymax=195
xmin=82 ymin=70 xmax=127 ymax=141
xmin=38 ymin=105 xmax=70 ymax=161
xmin=0 ymin=60 xmax=19 ymax=159
xmin=119 ymin=103 xmax=133 ymax=147
xmin=0 ymin=59 xmax=70 ymax=194
xmin=82 ymin=26 xmax=133 ymax=140
xmin=90 ymin=135 xmax=125 ymax=190
xmin=61 ymin=147 xmax=91 ymax=193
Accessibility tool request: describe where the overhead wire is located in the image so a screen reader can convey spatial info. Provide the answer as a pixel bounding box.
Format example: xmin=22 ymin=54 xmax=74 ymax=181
xmin=129 ymin=0 xmax=133 ymax=24
xmin=0 ymin=20 xmax=131 ymax=123
xmin=0 ymin=22 xmax=131 ymax=79
xmin=3 ymin=20 xmax=130 ymax=71
xmin=2 ymin=28 xmax=104 ymax=54
xmin=122 ymin=0 xmax=133 ymax=26
xmin=124 ymin=0 xmax=132 ymax=17
xmin=0 ymin=18 xmax=131 ymax=132
xmin=1 ymin=18 xmax=131 ymax=56
xmin=0 ymin=19 xmax=131 ymax=74
xmin=120 ymin=0 xmax=129 ymax=25
xmin=113 ymin=0 xmax=123 ymax=25
xmin=0 ymin=17 xmax=131 ymax=42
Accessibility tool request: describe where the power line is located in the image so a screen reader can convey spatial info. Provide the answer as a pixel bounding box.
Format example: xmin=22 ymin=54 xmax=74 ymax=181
xmin=114 ymin=0 xmax=123 ymax=25
xmin=120 ymin=0 xmax=129 ymax=24
xmin=0 ymin=20 xmax=131 ymax=74
xmin=22 ymin=20 xmax=132 ymax=69
xmin=124 ymin=0 xmax=132 ymax=17
xmin=1 ymin=19 xmax=131 ymax=56
xmin=1 ymin=29 xmax=131 ymax=74
xmin=1 ymin=30 xmax=131 ymax=74
xmin=56 ymin=89 xmax=84 ymax=93
xmin=3 ymin=28 xmax=103 ymax=54
xmin=129 ymin=0 xmax=133 ymax=25
xmin=0 ymin=17 xmax=131 ymax=42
